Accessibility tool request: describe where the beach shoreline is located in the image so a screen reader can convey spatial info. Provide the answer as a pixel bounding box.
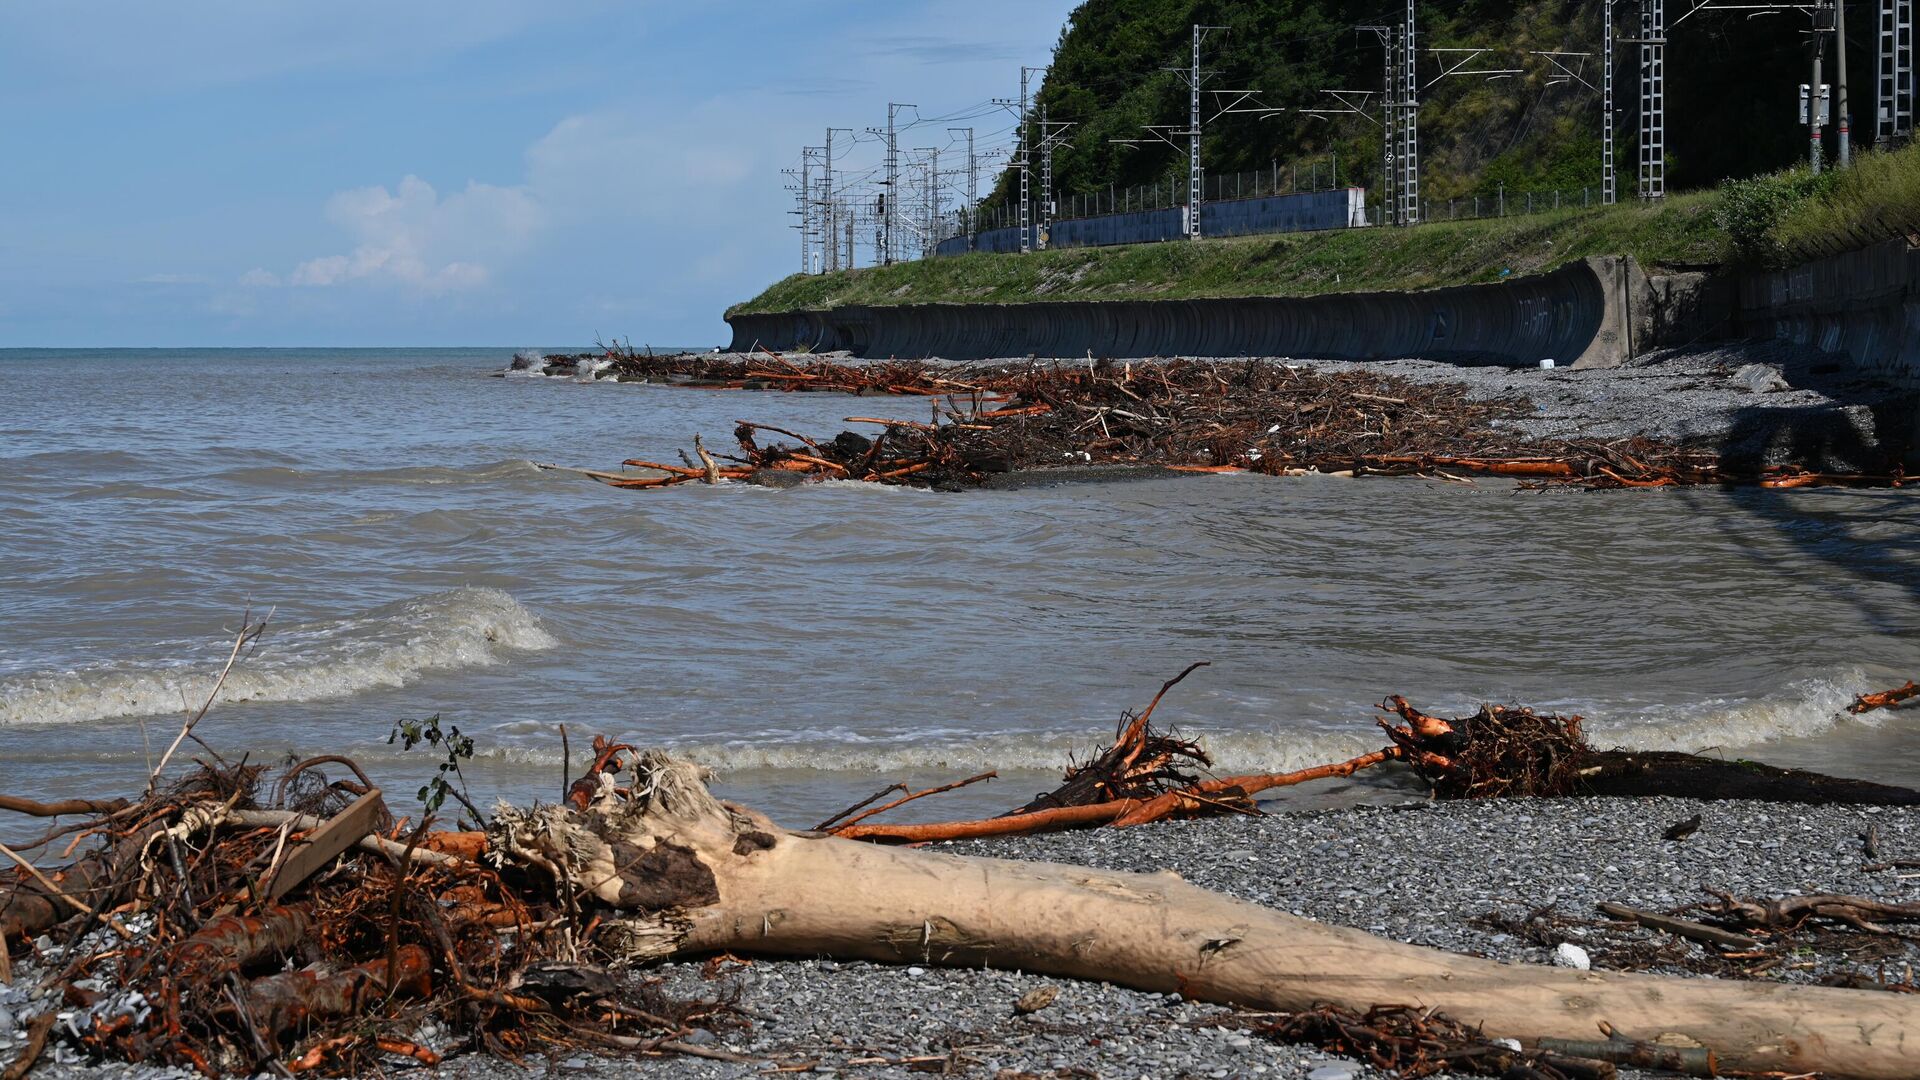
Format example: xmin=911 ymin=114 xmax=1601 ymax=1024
xmin=13 ymin=793 xmax=1917 ymax=1080
xmin=524 ymin=339 xmax=1911 ymax=478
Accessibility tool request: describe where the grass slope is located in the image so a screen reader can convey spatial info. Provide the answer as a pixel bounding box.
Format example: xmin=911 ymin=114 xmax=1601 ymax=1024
xmin=733 ymin=194 xmax=1723 ymax=314
xmin=733 ymin=144 xmax=1919 ymax=316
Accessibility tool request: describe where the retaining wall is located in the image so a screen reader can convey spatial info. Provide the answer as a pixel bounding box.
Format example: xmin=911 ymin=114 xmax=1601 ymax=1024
xmin=1736 ymin=239 xmax=1920 ymax=387
xmin=935 ymin=189 xmax=1365 ymax=257
xmin=727 ymin=255 xmax=1635 ymax=368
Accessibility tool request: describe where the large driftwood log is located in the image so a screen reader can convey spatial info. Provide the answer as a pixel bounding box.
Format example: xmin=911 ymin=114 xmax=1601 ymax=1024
xmin=493 ymin=753 xmax=1920 ymax=1080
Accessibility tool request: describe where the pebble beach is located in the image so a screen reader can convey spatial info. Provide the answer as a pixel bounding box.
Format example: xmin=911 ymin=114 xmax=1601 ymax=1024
xmin=12 ymin=793 xmax=1917 ymax=1080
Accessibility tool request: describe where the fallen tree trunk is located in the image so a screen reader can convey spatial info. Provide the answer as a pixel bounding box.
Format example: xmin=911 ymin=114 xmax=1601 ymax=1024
xmin=0 ymin=795 xmax=129 ymax=817
xmin=492 ymin=751 xmax=1920 ymax=1080
xmin=1575 ymin=751 xmax=1920 ymax=805
xmin=1 ymin=818 xmax=169 ymax=942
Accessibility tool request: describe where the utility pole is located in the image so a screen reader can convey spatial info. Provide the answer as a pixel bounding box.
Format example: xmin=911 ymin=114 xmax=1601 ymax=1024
xmin=987 ymin=68 xmax=1046 ymax=254
xmin=1357 ymin=26 xmax=1396 ymax=224
xmin=1189 ymin=24 xmax=1204 ymax=236
xmin=1879 ymin=0 xmax=1914 ymax=143
xmin=991 ymin=67 xmax=1046 ymax=254
xmin=1039 ymin=102 xmax=1053 ymax=248
xmin=887 ymin=104 xmax=909 ymax=263
xmin=1021 ymin=67 xmax=1044 ymax=253
xmin=806 ymin=147 xmax=827 ymax=272
xmin=1812 ymin=4 xmax=1831 ymax=172
xmin=924 ymin=147 xmax=942 ymax=257
xmin=1035 ymin=111 xmax=1077 ymax=248
xmin=867 ymin=103 xmax=913 ymax=265
xmin=1837 ymin=0 xmax=1852 ymax=165
xmin=950 ymin=127 xmax=977 ymax=247
xmin=1638 ymin=0 xmax=1666 ymax=199
xmin=1604 ymin=1 xmax=1617 ymax=203
xmin=1398 ymin=0 xmax=1420 ymax=224
xmin=1182 ymin=26 xmax=1230 ymax=238
xmin=823 ymin=128 xmax=852 ymax=270
xmin=1129 ymin=24 xmax=1226 ymax=238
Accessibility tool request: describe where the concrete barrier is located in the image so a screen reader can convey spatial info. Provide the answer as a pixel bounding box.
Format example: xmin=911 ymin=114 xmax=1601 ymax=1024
xmin=727 ymin=256 xmax=1636 ymax=369
xmin=1736 ymin=239 xmax=1920 ymax=388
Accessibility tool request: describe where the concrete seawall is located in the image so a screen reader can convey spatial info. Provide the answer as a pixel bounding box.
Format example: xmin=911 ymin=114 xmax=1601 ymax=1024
xmin=1737 ymin=239 xmax=1920 ymax=387
xmin=727 ymin=256 xmax=1638 ymax=368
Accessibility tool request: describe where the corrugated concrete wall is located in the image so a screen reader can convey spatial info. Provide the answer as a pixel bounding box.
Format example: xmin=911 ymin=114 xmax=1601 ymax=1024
xmin=727 ymin=256 xmax=1635 ymax=369
xmin=1737 ymin=239 xmax=1920 ymax=387
xmin=934 ymin=189 xmax=1364 ymax=257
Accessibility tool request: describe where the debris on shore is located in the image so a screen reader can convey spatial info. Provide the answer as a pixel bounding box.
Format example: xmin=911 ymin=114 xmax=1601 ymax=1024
xmin=818 ymin=667 xmax=1920 ymax=845
xmin=6 ymin=672 xmax=1920 ymax=1078
xmin=531 ymin=348 xmax=1910 ymax=493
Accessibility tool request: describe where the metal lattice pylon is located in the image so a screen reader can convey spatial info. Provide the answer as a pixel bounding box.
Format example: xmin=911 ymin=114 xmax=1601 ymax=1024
xmin=1604 ymin=1 xmax=1617 ymax=204
xmin=1638 ymin=0 xmax=1665 ymax=199
xmin=1398 ymin=0 xmax=1421 ymax=224
xmin=1380 ymin=28 xmax=1398 ymax=225
xmin=1189 ymin=24 xmax=1205 ymax=237
xmin=1882 ymin=0 xmax=1916 ymax=140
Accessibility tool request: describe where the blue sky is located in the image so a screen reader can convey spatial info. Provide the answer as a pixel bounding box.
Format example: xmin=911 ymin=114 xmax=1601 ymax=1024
xmin=0 ymin=1 xmax=1078 ymax=346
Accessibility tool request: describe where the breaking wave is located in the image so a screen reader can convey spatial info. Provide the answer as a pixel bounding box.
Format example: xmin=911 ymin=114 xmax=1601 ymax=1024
xmin=0 ymin=588 xmax=559 ymax=726
xmin=1584 ymin=672 xmax=1875 ymax=754
xmin=455 ymin=672 xmax=1883 ymax=779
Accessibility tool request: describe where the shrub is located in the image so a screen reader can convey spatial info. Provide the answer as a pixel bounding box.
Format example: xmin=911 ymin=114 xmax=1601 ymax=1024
xmin=1713 ymin=167 xmax=1838 ymax=267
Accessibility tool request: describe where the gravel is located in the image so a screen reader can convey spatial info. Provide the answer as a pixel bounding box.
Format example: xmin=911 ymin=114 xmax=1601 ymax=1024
xmin=536 ymin=340 xmax=1907 ymax=473
xmin=15 ymin=795 xmax=1915 ymax=1080
xmin=1272 ymin=341 xmax=1902 ymax=469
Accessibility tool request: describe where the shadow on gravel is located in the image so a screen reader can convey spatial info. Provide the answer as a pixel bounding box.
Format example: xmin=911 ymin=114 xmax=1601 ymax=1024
xmin=1712 ymin=346 xmax=1920 ymax=632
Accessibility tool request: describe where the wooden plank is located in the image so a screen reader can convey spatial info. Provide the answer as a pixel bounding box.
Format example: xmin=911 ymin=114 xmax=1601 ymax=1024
xmin=264 ymin=789 xmax=386 ymax=904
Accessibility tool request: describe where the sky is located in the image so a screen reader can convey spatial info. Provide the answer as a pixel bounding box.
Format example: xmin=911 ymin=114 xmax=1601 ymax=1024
xmin=0 ymin=1 xmax=1079 ymax=347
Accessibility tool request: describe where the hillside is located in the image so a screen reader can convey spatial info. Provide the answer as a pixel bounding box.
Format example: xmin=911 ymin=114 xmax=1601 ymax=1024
xmin=987 ymin=0 xmax=1881 ymax=217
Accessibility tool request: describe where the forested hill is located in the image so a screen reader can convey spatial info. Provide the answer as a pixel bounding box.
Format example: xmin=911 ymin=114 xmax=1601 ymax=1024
xmin=993 ymin=0 xmax=1871 ymax=212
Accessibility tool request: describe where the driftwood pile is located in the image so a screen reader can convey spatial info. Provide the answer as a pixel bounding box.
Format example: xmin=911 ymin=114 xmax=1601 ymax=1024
xmin=0 ymin=755 xmax=749 ymax=1078
xmin=540 ymin=349 xmax=1909 ymax=492
xmin=820 ymin=671 xmax=1919 ymax=846
xmin=4 ymin=673 xmax=1920 ymax=1078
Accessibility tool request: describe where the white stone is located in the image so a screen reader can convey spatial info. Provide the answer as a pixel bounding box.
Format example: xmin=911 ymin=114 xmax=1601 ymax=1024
xmin=1494 ymin=1038 xmax=1523 ymax=1051
xmin=1553 ymin=942 xmax=1592 ymax=970
xmin=1732 ymin=363 xmax=1791 ymax=393
xmin=1307 ymin=1066 xmax=1357 ymax=1080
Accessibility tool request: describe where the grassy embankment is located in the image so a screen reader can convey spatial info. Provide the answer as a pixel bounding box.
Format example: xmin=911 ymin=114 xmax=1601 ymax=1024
xmin=731 ymin=144 xmax=1920 ymax=316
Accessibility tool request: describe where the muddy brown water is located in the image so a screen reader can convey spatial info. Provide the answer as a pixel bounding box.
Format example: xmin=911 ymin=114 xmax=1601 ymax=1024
xmin=3 ymin=349 xmax=1917 ymax=841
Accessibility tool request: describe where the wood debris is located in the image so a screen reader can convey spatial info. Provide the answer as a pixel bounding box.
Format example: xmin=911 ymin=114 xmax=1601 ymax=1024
xmin=540 ymin=351 xmax=1910 ymax=493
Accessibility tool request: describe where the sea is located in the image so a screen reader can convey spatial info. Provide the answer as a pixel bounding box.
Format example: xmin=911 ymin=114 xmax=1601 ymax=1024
xmin=3 ymin=347 xmax=1918 ymax=836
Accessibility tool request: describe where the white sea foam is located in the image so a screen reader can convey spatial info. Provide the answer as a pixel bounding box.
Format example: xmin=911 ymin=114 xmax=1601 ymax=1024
xmin=0 ymin=588 xmax=559 ymax=726
xmin=452 ymin=673 xmax=1882 ymax=779
xmin=1585 ymin=672 xmax=1874 ymax=755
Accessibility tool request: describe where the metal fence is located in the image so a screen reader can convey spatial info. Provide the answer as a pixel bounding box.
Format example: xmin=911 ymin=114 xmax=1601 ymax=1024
xmin=939 ymin=175 xmax=1622 ymax=259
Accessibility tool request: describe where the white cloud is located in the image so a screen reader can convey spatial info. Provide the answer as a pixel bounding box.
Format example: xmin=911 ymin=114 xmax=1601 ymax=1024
xmin=257 ymin=175 xmax=541 ymax=293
